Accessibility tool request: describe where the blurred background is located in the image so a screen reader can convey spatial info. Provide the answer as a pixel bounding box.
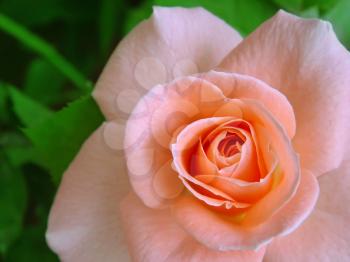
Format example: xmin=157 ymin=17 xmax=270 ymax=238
xmin=0 ymin=0 xmax=349 ymax=261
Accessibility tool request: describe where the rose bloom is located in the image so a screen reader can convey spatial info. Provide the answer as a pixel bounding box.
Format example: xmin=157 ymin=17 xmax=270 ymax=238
xmin=46 ymin=7 xmax=350 ymax=262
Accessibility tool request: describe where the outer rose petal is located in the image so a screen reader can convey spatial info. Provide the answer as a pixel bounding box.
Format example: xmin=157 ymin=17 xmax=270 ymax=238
xmin=264 ymin=156 xmax=350 ymax=261
xmin=46 ymin=123 xmax=130 ymax=261
xmin=172 ymin=169 xmax=319 ymax=251
xmin=120 ymin=193 xmax=266 ymax=262
xmin=218 ymin=10 xmax=350 ymax=176
xmin=93 ymin=7 xmax=242 ymax=120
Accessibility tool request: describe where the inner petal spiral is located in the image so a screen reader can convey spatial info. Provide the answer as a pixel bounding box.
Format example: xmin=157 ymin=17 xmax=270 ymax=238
xmin=218 ymin=132 xmax=245 ymax=157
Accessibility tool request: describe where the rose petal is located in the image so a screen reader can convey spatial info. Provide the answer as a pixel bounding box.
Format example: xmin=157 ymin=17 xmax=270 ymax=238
xmin=264 ymin=157 xmax=350 ymax=261
xmin=93 ymin=7 xmax=242 ymax=120
xmin=120 ymin=192 xmax=265 ymax=262
xmin=228 ymin=128 xmax=260 ymax=182
xmin=125 ymin=77 xmax=242 ymax=208
xmin=195 ymin=164 xmax=275 ymax=204
xmin=172 ymin=117 xmax=251 ymax=208
xmin=236 ymin=99 xmax=300 ymax=226
xmin=191 ymin=139 xmax=218 ymax=176
xmin=218 ymin=10 xmax=350 ymax=176
xmin=202 ymin=71 xmax=296 ymax=139
xmin=46 ymin=122 xmax=130 ymax=261
xmin=172 ymin=169 xmax=319 ymax=251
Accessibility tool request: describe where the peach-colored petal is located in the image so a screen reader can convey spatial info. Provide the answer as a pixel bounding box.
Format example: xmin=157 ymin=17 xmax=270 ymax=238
xmin=205 ymin=131 xmax=229 ymax=168
xmin=172 ymin=117 xmax=252 ymax=209
xmin=93 ymin=7 xmax=242 ymax=120
xmin=46 ymin=123 xmax=130 ymax=261
xmin=125 ymin=77 xmax=239 ymax=208
xmin=202 ymin=71 xmax=296 ymax=139
xmin=237 ymin=99 xmax=300 ymax=226
xmin=195 ymin=163 xmax=275 ymax=204
xmin=228 ymin=128 xmax=260 ymax=182
xmin=179 ymin=177 xmax=251 ymax=209
xmin=264 ymin=157 xmax=350 ymax=261
xmin=190 ymin=140 xmax=217 ymax=176
xmin=172 ymin=169 xmax=319 ymax=251
xmin=219 ymin=10 xmax=350 ymax=176
xmin=120 ymin=192 xmax=266 ymax=262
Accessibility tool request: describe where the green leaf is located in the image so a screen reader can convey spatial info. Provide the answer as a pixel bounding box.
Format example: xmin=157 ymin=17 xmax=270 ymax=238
xmin=0 ymin=83 xmax=9 ymax=125
xmin=99 ymin=0 xmax=125 ymax=58
xmin=0 ymin=0 xmax=65 ymax=27
xmin=5 ymin=146 xmax=37 ymax=167
xmin=0 ymin=13 xmax=92 ymax=91
xmin=303 ymin=0 xmax=340 ymax=12
xmin=226 ymin=0 xmax=278 ymax=35
xmin=123 ymin=1 xmax=153 ymax=34
xmin=272 ymin=0 xmax=302 ymax=11
xmin=299 ymin=6 xmax=319 ymax=18
xmin=9 ymin=86 xmax=53 ymax=128
xmin=0 ymin=132 xmax=28 ymax=148
xmin=24 ymin=95 xmax=104 ymax=184
xmin=0 ymin=156 xmax=27 ymax=255
xmin=5 ymin=224 xmax=58 ymax=262
xmin=153 ymin=0 xmax=278 ymax=35
xmin=323 ymin=0 xmax=350 ymax=47
xmin=4 ymin=164 xmax=57 ymax=261
xmin=24 ymin=59 xmax=66 ymax=106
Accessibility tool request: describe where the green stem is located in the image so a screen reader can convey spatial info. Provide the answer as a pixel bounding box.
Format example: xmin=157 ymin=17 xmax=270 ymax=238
xmin=0 ymin=13 xmax=92 ymax=91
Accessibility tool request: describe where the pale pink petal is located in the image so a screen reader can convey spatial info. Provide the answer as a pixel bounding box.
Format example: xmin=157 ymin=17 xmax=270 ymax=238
xmin=202 ymin=71 xmax=296 ymax=139
xmin=120 ymin=193 xmax=265 ymax=262
xmin=265 ymin=157 xmax=350 ymax=261
xmin=173 ymin=169 xmax=319 ymax=251
xmin=93 ymin=7 xmax=242 ymax=120
xmin=46 ymin=123 xmax=130 ymax=261
xmin=219 ymin=10 xmax=350 ymax=176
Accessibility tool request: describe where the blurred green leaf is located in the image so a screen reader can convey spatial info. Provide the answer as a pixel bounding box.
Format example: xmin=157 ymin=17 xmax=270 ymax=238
xmin=154 ymin=0 xmax=278 ymax=35
xmin=303 ymin=0 xmax=340 ymax=12
xmin=299 ymin=6 xmax=319 ymax=18
xmin=24 ymin=59 xmax=66 ymax=106
xmin=227 ymin=0 xmax=278 ymax=34
xmin=9 ymin=87 xmax=53 ymax=128
xmin=324 ymin=0 xmax=350 ymax=47
xmin=0 ymin=132 xmax=28 ymax=148
xmin=0 ymin=0 xmax=65 ymax=27
xmin=0 ymin=13 xmax=92 ymax=91
xmin=99 ymin=0 xmax=125 ymax=58
xmin=0 ymin=83 xmax=9 ymax=125
xmin=24 ymin=95 xmax=104 ymax=184
xmin=5 ymin=224 xmax=57 ymax=262
xmin=272 ymin=0 xmax=302 ymax=11
xmin=5 ymin=147 xmax=37 ymax=168
xmin=123 ymin=1 xmax=153 ymax=34
xmin=24 ymin=164 xmax=56 ymax=212
xmin=0 ymin=156 xmax=27 ymax=255
xmin=3 ymin=164 xmax=57 ymax=261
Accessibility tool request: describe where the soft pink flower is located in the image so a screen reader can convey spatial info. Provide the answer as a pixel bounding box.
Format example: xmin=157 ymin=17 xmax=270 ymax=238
xmin=46 ymin=7 xmax=350 ymax=261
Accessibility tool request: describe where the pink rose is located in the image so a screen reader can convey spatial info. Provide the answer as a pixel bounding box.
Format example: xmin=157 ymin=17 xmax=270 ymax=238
xmin=46 ymin=7 xmax=350 ymax=261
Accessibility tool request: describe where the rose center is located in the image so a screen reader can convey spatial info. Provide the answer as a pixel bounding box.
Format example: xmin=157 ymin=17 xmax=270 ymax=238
xmin=218 ymin=132 xmax=245 ymax=158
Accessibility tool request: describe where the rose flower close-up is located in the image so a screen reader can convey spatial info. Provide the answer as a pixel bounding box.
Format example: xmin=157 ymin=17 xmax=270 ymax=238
xmin=32 ymin=5 xmax=349 ymax=262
